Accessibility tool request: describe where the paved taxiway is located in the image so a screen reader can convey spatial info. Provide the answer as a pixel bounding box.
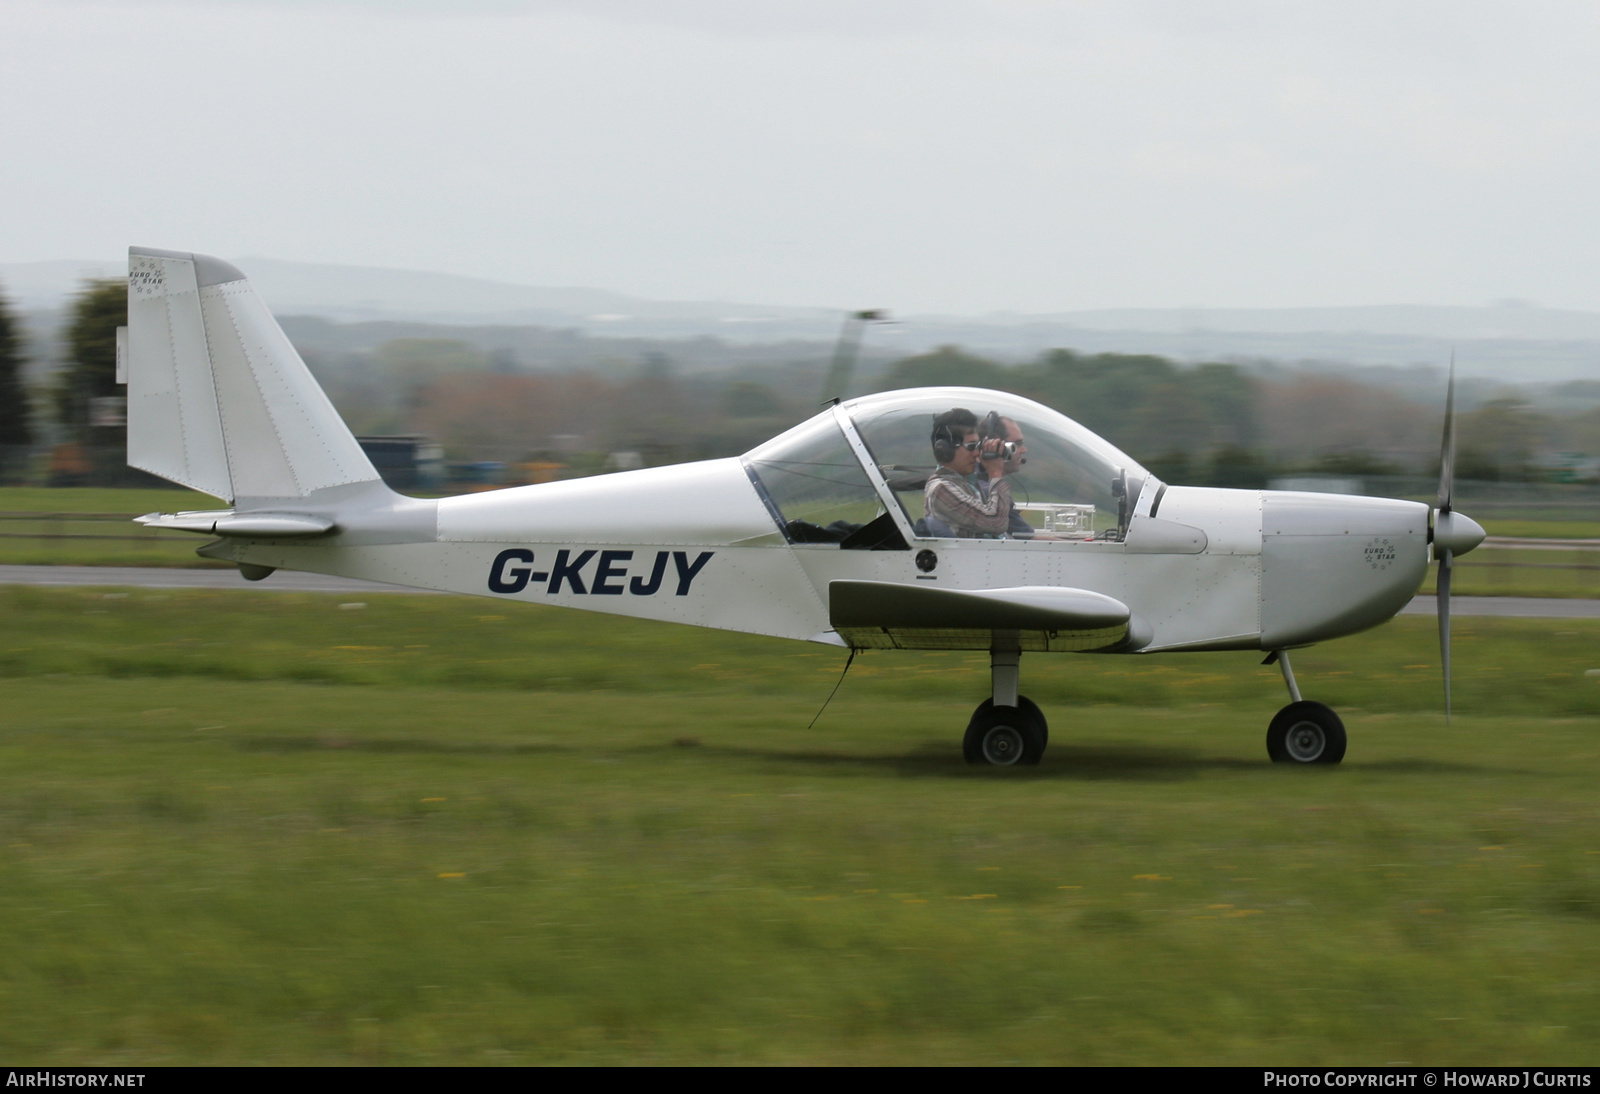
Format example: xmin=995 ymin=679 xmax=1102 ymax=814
xmin=0 ymin=565 xmax=1595 ymax=617
xmin=0 ymin=564 xmax=439 ymax=595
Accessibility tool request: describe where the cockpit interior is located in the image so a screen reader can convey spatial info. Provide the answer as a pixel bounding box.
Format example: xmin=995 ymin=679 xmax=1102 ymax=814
xmin=742 ymin=388 xmax=1151 ymax=549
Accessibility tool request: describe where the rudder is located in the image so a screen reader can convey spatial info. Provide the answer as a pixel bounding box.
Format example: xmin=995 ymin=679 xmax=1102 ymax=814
xmin=126 ymin=247 xmax=379 ymax=505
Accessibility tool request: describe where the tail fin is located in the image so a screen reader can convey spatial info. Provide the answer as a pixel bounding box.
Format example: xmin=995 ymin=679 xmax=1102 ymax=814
xmin=126 ymin=247 xmax=380 ymax=505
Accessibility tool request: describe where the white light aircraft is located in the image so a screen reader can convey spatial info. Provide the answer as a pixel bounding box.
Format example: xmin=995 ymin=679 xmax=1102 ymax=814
xmin=120 ymin=248 xmax=1486 ymax=766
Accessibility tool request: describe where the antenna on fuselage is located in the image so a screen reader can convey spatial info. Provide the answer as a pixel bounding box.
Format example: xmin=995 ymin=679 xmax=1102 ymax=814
xmin=820 ymin=309 xmax=891 ymax=404
xmin=807 ymin=648 xmax=858 ymax=729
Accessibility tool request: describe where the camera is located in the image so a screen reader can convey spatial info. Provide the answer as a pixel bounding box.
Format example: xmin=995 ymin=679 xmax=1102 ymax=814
xmin=978 ymin=412 xmax=1024 ymax=464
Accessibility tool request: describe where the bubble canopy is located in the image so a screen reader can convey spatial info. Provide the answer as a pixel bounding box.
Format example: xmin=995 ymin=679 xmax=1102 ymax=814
xmin=743 ymin=387 xmax=1151 ymax=542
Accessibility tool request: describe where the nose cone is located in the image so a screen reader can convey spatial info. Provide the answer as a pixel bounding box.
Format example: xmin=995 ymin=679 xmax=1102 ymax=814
xmin=1260 ymin=492 xmax=1431 ymax=648
xmin=1434 ymin=510 xmax=1486 ymax=556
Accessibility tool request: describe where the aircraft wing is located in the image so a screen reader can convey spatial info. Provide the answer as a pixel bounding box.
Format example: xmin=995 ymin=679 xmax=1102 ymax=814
xmin=829 ymin=580 xmax=1145 ymax=652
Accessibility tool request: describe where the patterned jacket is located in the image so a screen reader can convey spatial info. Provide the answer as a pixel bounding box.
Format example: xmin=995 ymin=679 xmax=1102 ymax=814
xmin=924 ymin=466 xmax=1013 ymax=538
xmin=977 ymin=466 xmax=1035 ymax=538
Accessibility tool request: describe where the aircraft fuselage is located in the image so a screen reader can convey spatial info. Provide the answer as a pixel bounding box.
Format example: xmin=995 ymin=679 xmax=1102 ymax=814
xmin=202 ymin=457 xmax=1430 ymax=655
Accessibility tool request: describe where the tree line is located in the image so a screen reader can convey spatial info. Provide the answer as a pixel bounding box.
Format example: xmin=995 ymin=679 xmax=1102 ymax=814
xmin=3 ymin=278 xmax=1597 ymax=488
xmin=873 ymin=346 xmax=1600 ymax=486
xmin=0 ymin=279 xmax=129 ymax=483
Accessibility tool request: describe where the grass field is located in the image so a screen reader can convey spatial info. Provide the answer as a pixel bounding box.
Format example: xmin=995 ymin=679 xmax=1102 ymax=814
xmin=1482 ymin=520 xmax=1600 ymax=540
xmin=1418 ymin=548 xmax=1600 ymax=599
xmin=0 ymin=487 xmax=229 ymax=568
xmin=0 ymin=487 xmax=219 ymax=513
xmin=2 ymin=587 xmax=1599 ymax=1064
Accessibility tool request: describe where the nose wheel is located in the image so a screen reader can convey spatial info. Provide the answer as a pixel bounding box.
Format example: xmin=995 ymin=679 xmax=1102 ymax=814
xmin=1261 ymin=649 xmax=1347 ymax=765
xmin=1267 ymin=701 xmax=1347 ymax=764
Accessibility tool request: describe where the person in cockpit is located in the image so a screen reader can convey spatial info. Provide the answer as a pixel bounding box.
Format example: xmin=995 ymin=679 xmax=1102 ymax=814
xmin=975 ymin=413 xmax=1045 ymax=539
xmin=925 ymin=407 xmax=1013 ymax=538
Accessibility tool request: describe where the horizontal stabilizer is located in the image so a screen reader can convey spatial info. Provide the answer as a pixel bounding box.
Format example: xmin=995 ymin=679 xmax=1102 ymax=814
xmin=136 ymin=510 xmax=334 ymax=537
xmin=830 ymin=580 xmax=1141 ymax=652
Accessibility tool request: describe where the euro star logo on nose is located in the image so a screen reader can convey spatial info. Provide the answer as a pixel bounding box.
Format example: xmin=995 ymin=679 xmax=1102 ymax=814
xmin=1365 ymin=538 xmax=1397 ymax=570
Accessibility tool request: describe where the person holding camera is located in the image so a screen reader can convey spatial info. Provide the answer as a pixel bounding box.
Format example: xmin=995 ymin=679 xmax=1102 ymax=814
xmin=975 ymin=413 xmax=1040 ymax=539
xmin=924 ymin=407 xmax=1014 ymax=538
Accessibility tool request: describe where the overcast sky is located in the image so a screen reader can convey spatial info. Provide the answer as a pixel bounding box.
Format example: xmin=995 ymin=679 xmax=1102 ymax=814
xmin=4 ymin=0 xmax=1600 ymax=314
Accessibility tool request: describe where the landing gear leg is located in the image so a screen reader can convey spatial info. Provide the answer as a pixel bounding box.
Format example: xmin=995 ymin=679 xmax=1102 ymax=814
xmin=1273 ymin=648 xmax=1302 ymax=703
xmin=963 ymin=646 xmax=1047 ymax=766
xmin=1262 ymin=649 xmax=1346 ymax=765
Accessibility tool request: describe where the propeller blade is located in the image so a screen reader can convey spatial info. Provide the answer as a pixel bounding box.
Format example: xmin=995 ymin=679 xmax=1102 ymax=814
xmin=1438 ymin=548 xmax=1453 ymax=722
xmin=1437 ymin=355 xmax=1456 ymax=515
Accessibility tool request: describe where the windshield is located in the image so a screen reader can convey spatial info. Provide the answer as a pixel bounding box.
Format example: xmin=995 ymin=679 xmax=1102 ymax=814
xmin=846 ymin=387 xmax=1149 ymax=540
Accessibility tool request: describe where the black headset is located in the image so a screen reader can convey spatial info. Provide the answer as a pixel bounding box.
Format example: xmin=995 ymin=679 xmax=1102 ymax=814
xmin=931 ymin=421 xmax=965 ymax=464
xmin=979 ymin=411 xmax=1004 ymax=443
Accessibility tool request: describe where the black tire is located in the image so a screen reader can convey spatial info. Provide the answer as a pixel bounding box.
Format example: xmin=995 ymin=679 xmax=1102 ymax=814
xmin=1266 ymin=701 xmax=1347 ymax=765
xmin=966 ymin=696 xmax=1048 ymax=746
xmin=963 ymin=703 xmax=1047 ymax=767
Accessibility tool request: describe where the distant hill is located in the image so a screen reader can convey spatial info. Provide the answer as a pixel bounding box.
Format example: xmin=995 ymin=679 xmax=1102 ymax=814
xmin=4 ymin=256 xmax=1598 ymax=381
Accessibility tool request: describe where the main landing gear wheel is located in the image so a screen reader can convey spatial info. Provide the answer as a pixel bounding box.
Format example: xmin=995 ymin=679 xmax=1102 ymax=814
xmin=1266 ymin=701 xmax=1347 ymax=765
xmin=964 ymin=697 xmax=1047 ymax=766
xmin=966 ymin=697 xmax=1048 ymax=746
